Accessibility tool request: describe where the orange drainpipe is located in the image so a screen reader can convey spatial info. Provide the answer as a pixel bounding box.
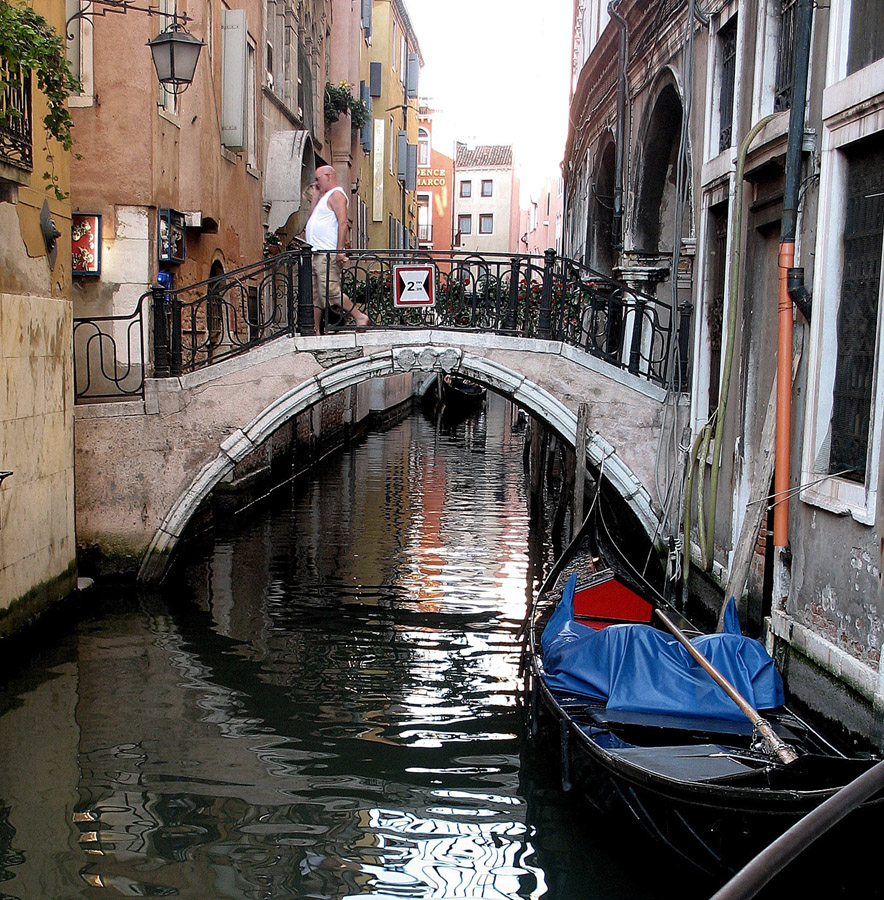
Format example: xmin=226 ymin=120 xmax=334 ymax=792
xmin=774 ymin=0 xmax=813 ymax=556
xmin=774 ymin=242 xmax=794 ymax=549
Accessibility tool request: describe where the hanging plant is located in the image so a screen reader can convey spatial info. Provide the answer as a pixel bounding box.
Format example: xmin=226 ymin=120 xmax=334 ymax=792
xmin=0 ymin=1 xmax=81 ymax=199
xmin=0 ymin=2 xmax=80 ymax=150
xmin=324 ymin=80 xmax=369 ymax=131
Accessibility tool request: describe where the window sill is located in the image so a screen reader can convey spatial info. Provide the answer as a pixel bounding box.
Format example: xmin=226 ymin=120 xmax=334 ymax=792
xmin=68 ymin=94 xmax=94 ymax=109
xmin=800 ymin=474 xmax=876 ymax=526
xmin=823 ymin=56 xmax=884 ymax=124
xmin=158 ymin=108 xmax=180 ymax=128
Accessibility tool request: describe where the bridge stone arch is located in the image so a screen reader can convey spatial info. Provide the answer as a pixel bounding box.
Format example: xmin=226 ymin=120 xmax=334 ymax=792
xmin=137 ymin=343 xmax=660 ymax=582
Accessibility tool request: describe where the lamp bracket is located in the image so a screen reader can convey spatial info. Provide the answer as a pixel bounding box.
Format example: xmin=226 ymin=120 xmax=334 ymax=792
xmin=66 ymin=0 xmax=192 ymax=38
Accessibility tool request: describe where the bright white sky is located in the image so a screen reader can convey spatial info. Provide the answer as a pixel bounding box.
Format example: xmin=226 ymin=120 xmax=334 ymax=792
xmin=404 ymin=0 xmax=573 ymax=205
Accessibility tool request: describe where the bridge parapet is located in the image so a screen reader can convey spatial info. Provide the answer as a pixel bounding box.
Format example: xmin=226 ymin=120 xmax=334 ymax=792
xmin=73 ymin=248 xmax=691 ymax=404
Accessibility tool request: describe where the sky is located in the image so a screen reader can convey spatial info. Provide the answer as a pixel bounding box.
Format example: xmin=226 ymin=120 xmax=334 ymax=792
xmin=403 ymin=0 xmax=573 ymax=204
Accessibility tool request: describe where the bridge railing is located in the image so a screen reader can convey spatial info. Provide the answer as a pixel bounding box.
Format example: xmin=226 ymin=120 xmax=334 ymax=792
xmin=72 ymin=246 xmax=688 ymax=402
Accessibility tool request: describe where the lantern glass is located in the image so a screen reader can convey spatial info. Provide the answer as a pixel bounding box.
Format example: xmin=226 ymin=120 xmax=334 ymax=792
xmin=148 ymin=26 xmax=204 ymax=90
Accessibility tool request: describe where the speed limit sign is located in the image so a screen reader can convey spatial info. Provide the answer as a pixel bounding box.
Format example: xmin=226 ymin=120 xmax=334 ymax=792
xmin=393 ymin=265 xmax=435 ymax=307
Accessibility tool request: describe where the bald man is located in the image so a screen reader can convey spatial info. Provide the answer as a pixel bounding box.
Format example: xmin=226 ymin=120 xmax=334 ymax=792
xmin=305 ymin=165 xmax=370 ymax=332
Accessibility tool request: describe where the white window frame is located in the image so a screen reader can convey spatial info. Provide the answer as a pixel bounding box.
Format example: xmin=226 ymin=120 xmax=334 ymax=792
xmin=801 ymin=101 xmax=884 ymax=525
xmin=418 ymin=127 xmax=430 ymax=166
xmin=704 ymin=2 xmax=741 ymax=163
xmin=247 ymin=38 xmax=258 ymax=171
xmin=157 ymin=0 xmax=179 ymax=116
xmin=66 ymin=0 xmax=95 ymax=106
xmin=750 ymin=0 xmax=784 ymax=121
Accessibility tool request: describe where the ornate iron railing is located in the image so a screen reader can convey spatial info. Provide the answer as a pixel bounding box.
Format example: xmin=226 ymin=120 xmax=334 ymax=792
xmin=0 ymin=60 xmax=33 ymax=172
xmin=73 ymin=296 xmax=147 ymax=401
xmin=73 ymin=246 xmax=690 ymax=402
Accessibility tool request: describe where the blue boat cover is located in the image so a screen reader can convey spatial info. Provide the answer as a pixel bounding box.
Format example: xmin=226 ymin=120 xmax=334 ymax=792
xmin=540 ymin=574 xmax=784 ymax=720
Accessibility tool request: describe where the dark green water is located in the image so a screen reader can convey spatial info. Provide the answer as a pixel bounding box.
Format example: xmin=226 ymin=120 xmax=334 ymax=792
xmin=0 ymin=394 xmax=707 ymax=899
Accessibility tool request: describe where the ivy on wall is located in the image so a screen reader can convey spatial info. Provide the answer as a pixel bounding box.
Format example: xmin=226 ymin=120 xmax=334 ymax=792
xmin=0 ymin=1 xmax=80 ymax=153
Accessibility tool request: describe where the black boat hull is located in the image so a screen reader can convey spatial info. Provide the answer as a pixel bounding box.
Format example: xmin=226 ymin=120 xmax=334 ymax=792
xmin=528 ymin=669 xmax=882 ymax=876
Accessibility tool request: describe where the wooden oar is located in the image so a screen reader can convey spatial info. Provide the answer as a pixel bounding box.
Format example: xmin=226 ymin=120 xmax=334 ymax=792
xmin=654 ymin=608 xmax=799 ymax=765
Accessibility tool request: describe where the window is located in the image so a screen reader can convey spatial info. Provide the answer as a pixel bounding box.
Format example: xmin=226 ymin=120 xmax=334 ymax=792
xmin=458 ymin=214 xmax=472 ymax=235
xmin=418 ymin=194 xmax=431 ymax=242
xmin=717 ymin=16 xmax=737 ymax=153
xmin=418 ymin=127 xmax=430 ymax=166
xmin=706 ymin=202 xmax=729 ymax=412
xmin=774 ymin=0 xmax=796 ymax=112
xmin=848 ymin=0 xmax=884 ymax=74
xmin=803 ymin=130 xmax=884 ymax=523
xmin=481 ymin=179 xmax=493 ymax=197
xmin=157 ymin=0 xmax=179 ymax=114
xmin=66 ymin=0 xmax=82 ymax=85
xmin=460 ymin=180 xmax=472 ymax=198
xmin=479 ymin=214 xmax=493 ymax=234
xmin=389 ymin=115 xmax=394 ymax=175
xmin=392 ymin=20 xmax=398 ymax=69
xmin=828 ymin=138 xmax=884 ymax=483
xmin=247 ymin=41 xmax=258 ymax=169
xmin=0 ymin=59 xmax=32 ymax=172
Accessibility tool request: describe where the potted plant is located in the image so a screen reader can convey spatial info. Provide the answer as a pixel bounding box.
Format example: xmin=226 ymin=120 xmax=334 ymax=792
xmin=324 ymin=81 xmax=370 ymax=131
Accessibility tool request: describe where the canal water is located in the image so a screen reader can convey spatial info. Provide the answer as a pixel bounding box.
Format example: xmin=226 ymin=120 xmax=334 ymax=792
xmin=0 ymin=392 xmax=709 ymax=899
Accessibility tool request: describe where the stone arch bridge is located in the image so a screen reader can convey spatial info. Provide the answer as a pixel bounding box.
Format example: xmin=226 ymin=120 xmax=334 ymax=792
xmin=74 ymin=329 xmax=671 ymax=582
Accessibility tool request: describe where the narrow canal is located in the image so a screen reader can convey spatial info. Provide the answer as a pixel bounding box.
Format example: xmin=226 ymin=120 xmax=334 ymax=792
xmin=0 ymin=393 xmax=710 ymax=899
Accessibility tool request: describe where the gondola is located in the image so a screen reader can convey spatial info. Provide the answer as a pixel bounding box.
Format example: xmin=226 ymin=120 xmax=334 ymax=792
xmin=440 ymin=374 xmax=486 ymax=411
xmin=524 ymin=518 xmax=884 ymax=878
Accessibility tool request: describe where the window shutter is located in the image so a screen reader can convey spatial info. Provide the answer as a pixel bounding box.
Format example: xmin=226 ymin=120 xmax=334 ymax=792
xmin=406 ymin=142 xmax=417 ymax=191
xmin=406 ymin=53 xmax=419 ymax=99
xmin=360 ymin=83 xmax=373 ymax=152
xmin=397 ymin=131 xmax=407 ymax=181
xmin=361 ymin=0 xmax=372 ymax=38
xmin=369 ymin=61 xmax=382 ymax=98
xmin=221 ymin=9 xmax=248 ymax=150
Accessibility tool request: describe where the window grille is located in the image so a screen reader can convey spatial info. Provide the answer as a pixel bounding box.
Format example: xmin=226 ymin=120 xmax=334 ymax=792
xmin=829 ymin=136 xmax=884 ymax=482
xmin=718 ymin=18 xmax=737 ymax=154
xmin=774 ymin=0 xmax=796 ymax=113
xmin=707 ymin=204 xmax=728 ymax=412
xmin=0 ymin=61 xmax=32 ymax=171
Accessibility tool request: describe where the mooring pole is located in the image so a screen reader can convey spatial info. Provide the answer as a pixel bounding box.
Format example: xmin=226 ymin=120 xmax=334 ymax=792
xmin=573 ymin=402 xmax=589 ymax=534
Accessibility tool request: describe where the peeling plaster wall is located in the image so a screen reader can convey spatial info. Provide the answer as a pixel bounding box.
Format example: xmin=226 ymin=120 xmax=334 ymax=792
xmin=790 ymin=511 xmax=882 ymax=669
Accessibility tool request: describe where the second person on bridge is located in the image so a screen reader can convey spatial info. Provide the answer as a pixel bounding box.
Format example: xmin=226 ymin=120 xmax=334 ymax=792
xmin=305 ymin=166 xmax=371 ymax=333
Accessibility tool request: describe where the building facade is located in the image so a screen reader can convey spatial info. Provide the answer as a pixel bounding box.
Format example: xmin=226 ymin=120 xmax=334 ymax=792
xmin=566 ymin=0 xmax=884 ymax=746
xmin=357 ymin=0 xmax=422 ymax=250
xmin=521 ymin=175 xmax=564 ymax=257
xmin=453 ymin=144 xmax=521 ymax=254
xmin=0 ymin=0 xmax=77 ymax=629
xmin=416 ymin=104 xmax=454 ymax=251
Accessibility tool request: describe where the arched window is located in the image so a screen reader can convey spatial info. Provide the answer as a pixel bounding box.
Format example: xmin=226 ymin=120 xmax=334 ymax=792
xmin=418 ymin=127 xmax=430 ymax=167
xmin=634 ymin=83 xmax=685 ymax=254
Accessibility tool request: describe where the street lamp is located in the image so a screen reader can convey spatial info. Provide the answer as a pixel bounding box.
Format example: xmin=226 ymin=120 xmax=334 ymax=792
xmin=66 ymin=1 xmax=204 ymax=94
xmin=147 ymin=22 xmax=204 ymax=94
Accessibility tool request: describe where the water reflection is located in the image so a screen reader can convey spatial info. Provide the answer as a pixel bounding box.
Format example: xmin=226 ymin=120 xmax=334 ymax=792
xmin=0 ymin=394 xmax=701 ymax=899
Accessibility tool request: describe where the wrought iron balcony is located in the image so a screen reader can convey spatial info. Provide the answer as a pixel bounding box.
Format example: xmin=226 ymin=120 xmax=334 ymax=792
xmin=0 ymin=60 xmax=33 ymax=172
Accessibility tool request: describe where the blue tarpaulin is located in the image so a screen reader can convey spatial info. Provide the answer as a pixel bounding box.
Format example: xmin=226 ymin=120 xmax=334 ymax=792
xmin=540 ymin=574 xmax=784 ymax=720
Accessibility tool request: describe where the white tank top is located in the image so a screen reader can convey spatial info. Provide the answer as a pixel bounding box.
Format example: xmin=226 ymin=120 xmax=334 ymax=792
xmin=305 ymin=185 xmax=347 ymax=250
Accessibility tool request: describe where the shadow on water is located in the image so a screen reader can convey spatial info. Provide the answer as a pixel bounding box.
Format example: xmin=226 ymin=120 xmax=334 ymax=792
xmin=0 ymin=394 xmax=725 ymax=899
